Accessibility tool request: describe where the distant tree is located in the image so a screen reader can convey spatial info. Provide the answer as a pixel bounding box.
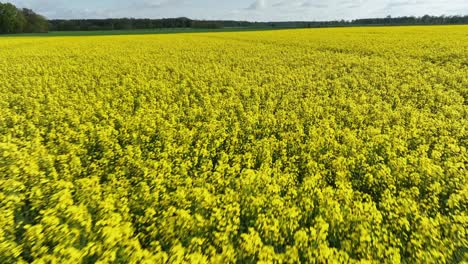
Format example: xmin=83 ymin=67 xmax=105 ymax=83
xmin=191 ymin=20 xmax=223 ymax=29
xmin=0 ymin=2 xmax=48 ymax=34
xmin=0 ymin=2 xmax=24 ymax=33
xmin=21 ymin=8 xmax=48 ymax=32
xmin=15 ymin=7 xmax=27 ymax=31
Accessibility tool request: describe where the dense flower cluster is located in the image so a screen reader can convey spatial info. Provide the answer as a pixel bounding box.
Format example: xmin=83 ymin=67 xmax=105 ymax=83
xmin=0 ymin=26 xmax=467 ymax=263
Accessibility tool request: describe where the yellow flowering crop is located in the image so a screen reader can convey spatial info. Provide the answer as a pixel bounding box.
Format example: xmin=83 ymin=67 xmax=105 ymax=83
xmin=0 ymin=26 xmax=467 ymax=263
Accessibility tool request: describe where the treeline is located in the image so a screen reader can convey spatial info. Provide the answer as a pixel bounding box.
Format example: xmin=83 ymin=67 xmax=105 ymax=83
xmin=47 ymin=18 xmax=254 ymax=31
xmin=49 ymin=17 xmax=192 ymax=31
xmin=49 ymin=15 xmax=468 ymax=31
xmin=0 ymin=2 xmax=48 ymax=33
xmin=352 ymin=15 xmax=468 ymax=25
xmin=252 ymin=15 xmax=468 ymax=28
xmin=48 ymin=18 xmax=254 ymax=31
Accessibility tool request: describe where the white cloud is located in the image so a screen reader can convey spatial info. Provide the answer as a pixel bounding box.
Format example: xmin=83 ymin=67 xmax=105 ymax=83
xmin=139 ymin=0 xmax=190 ymax=8
xmin=247 ymin=0 xmax=267 ymax=10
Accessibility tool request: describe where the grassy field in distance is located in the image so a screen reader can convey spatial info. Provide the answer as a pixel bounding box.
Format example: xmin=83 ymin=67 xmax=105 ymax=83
xmin=2 ymin=24 xmax=465 ymax=37
xmin=0 ymin=27 xmax=292 ymax=37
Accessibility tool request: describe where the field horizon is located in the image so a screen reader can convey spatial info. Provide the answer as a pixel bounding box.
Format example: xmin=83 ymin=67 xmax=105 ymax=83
xmin=1 ymin=24 xmax=467 ymax=38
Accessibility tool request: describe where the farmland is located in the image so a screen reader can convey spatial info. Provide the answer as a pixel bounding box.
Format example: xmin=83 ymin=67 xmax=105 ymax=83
xmin=0 ymin=26 xmax=467 ymax=263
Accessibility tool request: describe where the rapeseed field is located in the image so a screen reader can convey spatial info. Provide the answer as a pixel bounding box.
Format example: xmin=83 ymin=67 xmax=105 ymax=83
xmin=0 ymin=26 xmax=467 ymax=263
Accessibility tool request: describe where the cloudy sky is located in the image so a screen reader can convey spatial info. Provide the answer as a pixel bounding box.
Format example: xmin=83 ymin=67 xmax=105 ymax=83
xmin=9 ymin=0 xmax=468 ymax=21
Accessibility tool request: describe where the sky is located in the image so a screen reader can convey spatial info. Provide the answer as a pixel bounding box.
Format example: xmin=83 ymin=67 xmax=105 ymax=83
xmin=8 ymin=0 xmax=468 ymax=21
